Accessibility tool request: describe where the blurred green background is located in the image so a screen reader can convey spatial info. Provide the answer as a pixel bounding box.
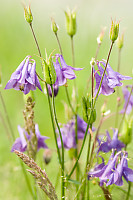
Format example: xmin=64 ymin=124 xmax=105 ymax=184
xmin=0 ymin=0 xmax=133 ymax=199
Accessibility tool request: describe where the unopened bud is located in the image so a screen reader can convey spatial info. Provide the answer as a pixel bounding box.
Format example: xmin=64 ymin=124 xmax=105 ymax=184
xmin=97 ymin=27 xmax=106 ymax=45
xmin=82 ymin=96 xmax=96 ymax=124
xmin=51 ymin=18 xmax=59 ymax=34
xmin=110 ymin=19 xmax=119 ymax=42
xmin=120 ymin=117 xmax=133 ymax=145
xmin=24 ymin=6 xmax=33 ymax=24
xmin=42 ymin=50 xmax=56 ymax=85
xmin=90 ymin=57 xmax=96 ymax=67
xmin=65 ymin=9 xmax=77 ymax=37
xmin=43 ymin=149 xmax=52 ymax=165
xmin=117 ymin=33 xmax=124 ymax=49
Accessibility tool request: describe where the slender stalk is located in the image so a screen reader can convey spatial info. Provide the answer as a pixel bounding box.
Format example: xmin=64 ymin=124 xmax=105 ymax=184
xmin=30 ymin=23 xmax=42 ymax=57
xmin=51 ymin=85 xmax=65 ymax=199
xmin=71 ymin=36 xmax=75 ymax=67
xmin=126 ymin=182 xmax=131 ymax=200
xmin=93 ymin=41 xmax=114 ymax=106
xmin=65 ymin=87 xmax=76 ymax=115
xmin=118 ymin=84 xmax=133 ymax=131
xmin=0 ymin=91 xmax=15 ymax=140
xmin=67 ymin=41 xmax=114 ymax=179
xmin=0 ymin=111 xmax=10 ymax=139
xmin=29 ymin=22 xmax=62 ymax=165
xmin=115 ymin=48 xmax=121 ymax=127
xmin=55 ymin=33 xmax=63 ymax=55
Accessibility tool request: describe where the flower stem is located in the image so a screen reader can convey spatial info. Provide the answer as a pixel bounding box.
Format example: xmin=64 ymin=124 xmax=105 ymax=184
xmin=51 ymin=85 xmax=65 ymax=199
xmin=67 ymin=41 xmax=114 ymax=179
xmin=95 ymin=43 xmax=101 ymax=60
xmin=0 ymin=91 xmax=15 ymax=140
xmin=118 ymin=84 xmax=133 ymax=131
xmin=29 ymin=22 xmax=62 ymax=165
xmin=93 ymin=41 xmax=114 ymax=106
xmin=55 ymin=33 xmax=63 ymax=55
xmin=71 ymin=36 xmax=75 ymax=67
xmin=115 ymin=48 xmax=121 ymax=128
xmin=126 ymin=182 xmax=131 ymax=200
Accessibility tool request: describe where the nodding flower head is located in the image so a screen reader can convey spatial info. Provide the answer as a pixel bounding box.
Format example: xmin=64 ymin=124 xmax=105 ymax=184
xmin=4 ymin=56 xmax=42 ymax=95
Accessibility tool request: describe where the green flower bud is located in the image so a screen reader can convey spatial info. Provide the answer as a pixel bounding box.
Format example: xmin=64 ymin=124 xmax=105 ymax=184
xmin=110 ymin=20 xmax=119 ymax=42
xmin=51 ymin=18 xmax=59 ymax=34
xmin=120 ymin=116 xmax=133 ymax=145
xmin=117 ymin=33 xmax=124 ymax=49
xmin=90 ymin=57 xmax=96 ymax=67
xmin=65 ymin=9 xmax=77 ymax=37
xmin=82 ymin=96 xmax=96 ymax=124
xmin=24 ymin=6 xmax=33 ymax=24
xmin=42 ymin=50 xmax=56 ymax=85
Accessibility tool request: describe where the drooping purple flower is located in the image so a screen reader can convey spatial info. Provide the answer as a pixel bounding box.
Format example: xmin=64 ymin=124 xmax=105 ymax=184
xmin=94 ymin=60 xmax=132 ymax=96
xmin=5 ymin=56 xmax=42 ymax=95
xmin=54 ymin=54 xmax=83 ymax=86
xmin=89 ymin=151 xmax=133 ymax=186
xmin=98 ymin=129 xmax=125 ymax=153
xmin=57 ymin=115 xmax=95 ymax=149
xmin=11 ymin=124 xmax=48 ymax=152
xmin=121 ymin=86 xmax=133 ymax=114
xmin=47 ymin=83 xmax=59 ymax=97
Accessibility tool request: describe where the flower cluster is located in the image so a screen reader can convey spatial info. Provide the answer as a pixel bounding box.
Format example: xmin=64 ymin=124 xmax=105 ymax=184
xmin=89 ymin=151 xmax=133 ymax=186
xmin=11 ymin=124 xmax=48 ymax=152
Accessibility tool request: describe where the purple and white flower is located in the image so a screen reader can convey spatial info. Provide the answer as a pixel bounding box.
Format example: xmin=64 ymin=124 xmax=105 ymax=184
xmin=5 ymin=56 xmax=42 ymax=95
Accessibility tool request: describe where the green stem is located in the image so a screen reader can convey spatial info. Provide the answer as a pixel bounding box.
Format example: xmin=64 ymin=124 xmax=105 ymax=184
xmin=115 ymin=49 xmax=121 ymax=128
xmin=65 ymin=87 xmax=76 ymax=115
xmin=118 ymin=84 xmax=133 ymax=131
xmin=51 ymin=85 xmax=65 ymax=199
xmin=55 ymin=33 xmax=63 ymax=55
xmin=67 ymin=41 xmax=114 ymax=179
xmin=0 ymin=91 xmax=15 ymax=140
xmin=71 ymin=36 xmax=75 ymax=67
xmin=126 ymin=182 xmax=131 ymax=200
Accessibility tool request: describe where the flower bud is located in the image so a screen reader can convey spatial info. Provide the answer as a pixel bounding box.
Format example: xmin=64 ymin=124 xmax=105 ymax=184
xmin=82 ymin=96 xmax=96 ymax=124
xmin=117 ymin=33 xmax=124 ymax=49
xmin=97 ymin=27 xmax=106 ymax=45
xmin=120 ymin=116 xmax=133 ymax=145
xmin=110 ymin=20 xmax=119 ymax=42
xmin=51 ymin=18 xmax=59 ymax=34
xmin=65 ymin=9 xmax=77 ymax=37
xmin=90 ymin=57 xmax=96 ymax=67
xmin=43 ymin=149 xmax=52 ymax=165
xmin=24 ymin=6 xmax=33 ymax=24
xmin=42 ymin=50 xmax=56 ymax=85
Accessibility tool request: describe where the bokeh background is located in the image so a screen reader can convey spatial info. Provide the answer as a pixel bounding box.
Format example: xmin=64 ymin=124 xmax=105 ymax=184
xmin=0 ymin=0 xmax=133 ymax=199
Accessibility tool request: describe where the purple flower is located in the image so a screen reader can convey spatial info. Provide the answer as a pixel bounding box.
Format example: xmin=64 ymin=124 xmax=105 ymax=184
xmin=98 ymin=129 xmax=125 ymax=153
xmin=5 ymin=56 xmax=42 ymax=95
xmin=57 ymin=115 xmax=94 ymax=149
xmin=94 ymin=61 xmax=132 ymax=96
xmin=54 ymin=54 xmax=82 ymax=86
xmin=89 ymin=151 xmax=133 ymax=186
xmin=11 ymin=124 xmax=48 ymax=152
xmin=121 ymin=86 xmax=133 ymax=114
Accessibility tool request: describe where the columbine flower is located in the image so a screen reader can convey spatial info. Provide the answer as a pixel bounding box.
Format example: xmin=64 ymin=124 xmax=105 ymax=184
xmin=94 ymin=61 xmax=132 ymax=96
xmin=89 ymin=151 xmax=133 ymax=186
xmin=121 ymin=86 xmax=133 ymax=114
xmin=54 ymin=54 xmax=82 ymax=86
xmin=5 ymin=56 xmax=42 ymax=95
xmin=47 ymin=83 xmax=59 ymax=97
xmin=57 ymin=115 xmax=94 ymax=149
xmin=98 ymin=129 xmax=125 ymax=153
xmin=11 ymin=124 xmax=48 ymax=152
